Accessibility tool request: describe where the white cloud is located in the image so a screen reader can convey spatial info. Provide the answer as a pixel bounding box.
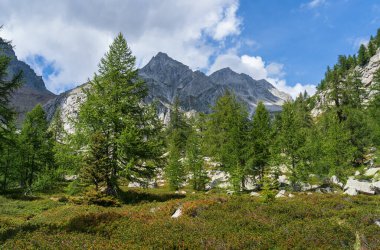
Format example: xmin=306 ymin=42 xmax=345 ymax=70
xmin=350 ymin=37 xmax=369 ymax=50
xmin=0 ymin=0 xmax=316 ymax=99
xmin=301 ymin=0 xmax=326 ymax=9
xmin=0 ymin=0 xmax=241 ymax=93
xmin=209 ymin=51 xmax=316 ymax=98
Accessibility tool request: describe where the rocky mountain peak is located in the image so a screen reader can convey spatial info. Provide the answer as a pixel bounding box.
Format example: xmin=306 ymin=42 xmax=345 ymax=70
xmin=0 ymin=37 xmax=56 ymax=124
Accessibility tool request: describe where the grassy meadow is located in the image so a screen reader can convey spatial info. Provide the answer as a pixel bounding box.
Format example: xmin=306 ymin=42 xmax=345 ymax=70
xmin=0 ymin=184 xmax=379 ymax=249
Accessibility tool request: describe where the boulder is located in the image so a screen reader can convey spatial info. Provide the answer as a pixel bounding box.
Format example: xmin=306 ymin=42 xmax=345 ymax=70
xmin=205 ymin=170 xmax=230 ymax=190
xmin=372 ymin=181 xmax=380 ymax=194
xmin=330 ymin=175 xmax=344 ymax=188
xmin=243 ymin=176 xmax=259 ymax=191
xmin=250 ymin=192 xmax=260 ymax=197
xmin=63 ymin=175 xmax=78 ymax=181
xmin=375 ymin=220 xmax=380 ymax=228
xmin=171 ymin=207 xmax=182 ymax=218
xmin=344 ymin=178 xmax=375 ymax=195
xmin=364 ymin=167 xmax=380 ymax=176
xmin=288 ymin=193 xmax=295 ymax=198
xmin=344 ymin=188 xmax=358 ymax=196
xmin=275 ymin=190 xmax=286 ymax=198
xmin=278 ymin=175 xmax=290 ymax=185
xmin=300 ymin=183 xmax=320 ymax=191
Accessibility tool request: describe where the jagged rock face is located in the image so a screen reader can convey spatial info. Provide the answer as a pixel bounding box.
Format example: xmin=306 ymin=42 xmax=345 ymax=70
xmin=140 ymin=52 xmax=290 ymax=118
xmin=357 ymin=48 xmax=380 ymax=87
xmin=0 ymin=39 xmax=56 ymax=124
xmin=44 ymin=52 xmax=291 ymax=130
xmin=209 ymin=67 xmax=288 ymax=113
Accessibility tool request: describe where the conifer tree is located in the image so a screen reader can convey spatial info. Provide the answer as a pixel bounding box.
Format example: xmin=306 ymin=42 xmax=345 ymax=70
xmin=76 ymin=33 xmax=163 ymax=196
xmin=204 ymin=91 xmax=249 ymax=191
xmin=358 ymin=44 xmax=369 ymax=66
xmin=165 ymin=98 xmax=189 ymax=190
xmin=0 ymin=35 xmax=22 ymax=141
xmin=19 ymin=104 xmax=54 ymax=191
xmin=185 ymin=121 xmax=207 ymax=191
xmin=247 ymin=102 xmax=271 ymax=180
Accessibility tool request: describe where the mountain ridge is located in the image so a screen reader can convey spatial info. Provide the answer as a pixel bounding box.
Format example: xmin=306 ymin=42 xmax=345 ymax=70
xmin=0 ymin=38 xmax=56 ymax=124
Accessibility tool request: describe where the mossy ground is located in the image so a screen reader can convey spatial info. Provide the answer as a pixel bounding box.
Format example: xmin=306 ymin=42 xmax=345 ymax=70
xmin=0 ymin=185 xmax=379 ymax=249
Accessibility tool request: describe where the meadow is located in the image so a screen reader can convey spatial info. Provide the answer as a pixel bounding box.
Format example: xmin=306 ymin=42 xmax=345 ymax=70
xmin=1 ymin=184 xmax=379 ymax=249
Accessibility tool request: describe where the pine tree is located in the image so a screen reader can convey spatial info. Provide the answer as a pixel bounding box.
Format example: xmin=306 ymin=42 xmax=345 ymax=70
xmin=274 ymin=100 xmax=311 ymax=187
xmin=0 ymin=35 xmax=22 ymax=142
xmin=368 ymin=39 xmax=376 ymax=58
xmin=247 ymin=102 xmax=271 ymax=180
xmin=76 ymin=33 xmax=163 ymax=196
xmin=357 ymin=44 xmax=369 ymax=66
xmin=0 ymin=119 xmax=19 ymax=191
xmin=166 ymin=130 xmax=185 ymax=190
xmin=81 ymin=132 xmax=111 ymax=191
xmin=204 ymin=91 xmax=249 ymax=192
xmin=185 ymin=122 xmax=207 ymax=191
xmin=19 ymin=104 xmax=54 ymax=192
xmin=165 ymin=97 xmax=189 ymax=190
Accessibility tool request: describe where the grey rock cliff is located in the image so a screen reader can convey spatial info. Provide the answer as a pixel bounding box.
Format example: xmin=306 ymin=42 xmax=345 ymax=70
xmin=44 ymin=52 xmax=291 ymax=130
xmin=0 ymin=39 xmax=56 ymax=124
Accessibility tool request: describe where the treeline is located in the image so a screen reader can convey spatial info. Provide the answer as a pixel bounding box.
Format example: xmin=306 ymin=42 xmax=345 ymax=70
xmin=1 ymin=31 xmax=380 ymax=196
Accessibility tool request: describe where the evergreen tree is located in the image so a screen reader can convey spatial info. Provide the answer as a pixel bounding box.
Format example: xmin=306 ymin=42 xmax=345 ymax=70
xmin=0 ymin=35 xmax=22 ymax=142
xmin=368 ymin=39 xmax=376 ymax=58
xmin=165 ymin=98 xmax=189 ymax=190
xmin=81 ymin=132 xmax=111 ymax=191
xmin=311 ymin=110 xmax=356 ymax=178
xmin=76 ymin=33 xmax=163 ymax=196
xmin=274 ymin=100 xmax=311 ymax=187
xmin=166 ymin=130 xmax=185 ymax=190
xmin=357 ymin=44 xmax=369 ymax=66
xmin=185 ymin=121 xmax=207 ymax=191
xmin=247 ymin=102 xmax=271 ymax=180
xmin=19 ymin=104 xmax=54 ymax=192
xmin=204 ymin=91 xmax=249 ymax=191
xmin=0 ymin=120 xmax=19 ymax=191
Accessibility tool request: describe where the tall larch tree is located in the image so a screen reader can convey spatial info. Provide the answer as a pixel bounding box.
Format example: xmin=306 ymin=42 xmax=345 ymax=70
xmin=77 ymin=33 xmax=163 ymax=196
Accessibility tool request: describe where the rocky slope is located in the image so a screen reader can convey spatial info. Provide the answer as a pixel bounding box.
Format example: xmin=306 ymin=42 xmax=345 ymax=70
xmin=0 ymin=38 xmax=56 ymax=124
xmin=44 ymin=52 xmax=290 ymax=130
xmin=312 ymin=48 xmax=380 ymax=116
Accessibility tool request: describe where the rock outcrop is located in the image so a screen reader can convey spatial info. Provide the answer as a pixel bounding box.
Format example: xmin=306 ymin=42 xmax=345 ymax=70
xmin=0 ymin=38 xmax=56 ymax=125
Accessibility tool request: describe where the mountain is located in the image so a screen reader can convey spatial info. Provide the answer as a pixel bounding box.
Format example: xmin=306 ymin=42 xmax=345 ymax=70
xmin=43 ymin=52 xmax=290 ymax=130
xmin=0 ymin=38 xmax=56 ymax=124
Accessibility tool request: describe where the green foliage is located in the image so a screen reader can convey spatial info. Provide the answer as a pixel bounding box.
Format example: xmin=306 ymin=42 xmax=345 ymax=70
xmin=165 ymin=98 xmax=189 ymax=190
xmin=0 ymin=35 xmax=22 ymax=142
xmin=203 ymin=91 xmax=249 ymax=191
xmin=19 ymin=105 xmax=54 ymax=191
xmin=247 ymin=101 xmax=271 ymax=180
xmin=1 ymin=190 xmax=379 ymax=249
xmin=260 ymin=174 xmax=277 ymax=203
xmin=273 ymin=98 xmax=312 ymax=186
xmin=75 ymin=33 xmax=163 ymax=195
xmin=357 ymin=44 xmax=369 ymax=66
xmin=185 ymin=123 xmax=208 ymax=191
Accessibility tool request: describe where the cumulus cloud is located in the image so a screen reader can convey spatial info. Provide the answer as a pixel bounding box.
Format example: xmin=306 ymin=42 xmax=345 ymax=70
xmin=209 ymin=51 xmax=316 ymax=98
xmin=0 ymin=0 xmax=241 ymax=93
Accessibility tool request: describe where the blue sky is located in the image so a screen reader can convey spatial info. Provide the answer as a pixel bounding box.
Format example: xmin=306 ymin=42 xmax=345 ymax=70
xmin=236 ymin=0 xmax=380 ymax=87
xmin=1 ymin=0 xmax=379 ymax=97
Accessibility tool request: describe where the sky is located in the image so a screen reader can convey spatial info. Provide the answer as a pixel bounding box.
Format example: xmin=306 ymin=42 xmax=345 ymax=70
xmin=0 ymin=0 xmax=380 ymax=98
